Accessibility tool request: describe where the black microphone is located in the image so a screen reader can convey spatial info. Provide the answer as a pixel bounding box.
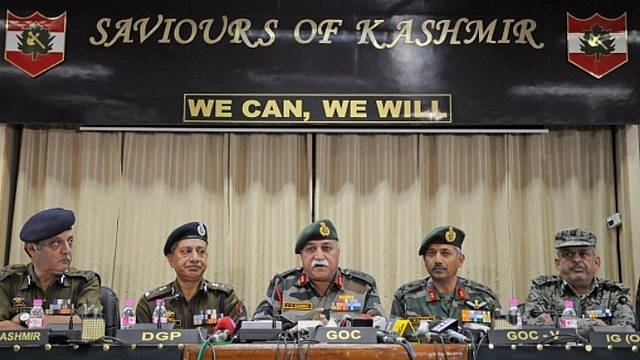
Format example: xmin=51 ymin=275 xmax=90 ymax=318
xmin=271 ymin=275 xmax=283 ymax=329
xmin=445 ymin=328 xmax=471 ymax=343
xmin=376 ymin=330 xmax=399 ymax=344
xmin=163 ymin=292 xmax=181 ymax=303
xmin=529 ymin=308 xmax=560 ymax=327
xmin=68 ymin=303 xmax=75 ymax=330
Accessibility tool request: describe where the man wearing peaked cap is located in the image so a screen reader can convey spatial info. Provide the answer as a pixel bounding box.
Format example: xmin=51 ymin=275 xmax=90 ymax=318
xmin=0 ymin=207 xmax=102 ymax=330
xmin=392 ymin=225 xmax=500 ymax=326
xmin=136 ymin=221 xmax=247 ymax=329
xmin=253 ymin=219 xmax=386 ymax=327
xmin=523 ymin=227 xmax=636 ymax=335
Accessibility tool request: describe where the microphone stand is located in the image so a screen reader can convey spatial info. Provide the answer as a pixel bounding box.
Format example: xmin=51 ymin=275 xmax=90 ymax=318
xmin=272 ymin=276 xmax=281 ymax=329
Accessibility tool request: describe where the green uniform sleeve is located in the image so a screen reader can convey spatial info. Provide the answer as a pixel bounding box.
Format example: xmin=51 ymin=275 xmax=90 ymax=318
xmin=75 ymin=273 xmax=102 ymax=315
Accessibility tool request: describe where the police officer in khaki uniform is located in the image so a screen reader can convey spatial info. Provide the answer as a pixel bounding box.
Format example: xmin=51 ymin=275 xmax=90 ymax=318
xmin=253 ymin=219 xmax=386 ymax=327
xmin=523 ymin=227 xmax=636 ymax=336
xmin=136 ymin=222 xmax=247 ymax=329
xmin=0 ymin=208 xmax=102 ymax=329
xmin=391 ymin=226 xmax=499 ymax=326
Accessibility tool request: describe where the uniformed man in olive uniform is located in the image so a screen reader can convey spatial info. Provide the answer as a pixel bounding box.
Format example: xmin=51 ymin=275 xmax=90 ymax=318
xmin=391 ymin=226 xmax=499 ymax=327
xmin=523 ymin=227 xmax=636 ymax=336
xmin=252 ymin=219 xmax=386 ymax=327
xmin=0 ymin=208 xmax=102 ymax=329
xmin=136 ymin=222 xmax=247 ymax=329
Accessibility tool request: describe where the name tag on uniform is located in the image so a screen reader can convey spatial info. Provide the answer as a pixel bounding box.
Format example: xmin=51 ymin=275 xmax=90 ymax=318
xmin=283 ymin=301 xmax=313 ymax=310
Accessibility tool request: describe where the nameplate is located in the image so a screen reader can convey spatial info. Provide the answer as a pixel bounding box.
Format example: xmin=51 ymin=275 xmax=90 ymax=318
xmin=0 ymin=329 xmax=48 ymax=346
xmin=313 ymin=327 xmax=377 ymax=343
xmin=588 ymin=331 xmax=640 ymax=348
xmin=488 ymin=328 xmax=579 ymax=345
xmin=116 ymin=328 xmax=206 ymax=345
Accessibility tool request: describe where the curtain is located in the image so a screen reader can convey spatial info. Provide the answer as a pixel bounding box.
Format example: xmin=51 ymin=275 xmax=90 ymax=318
xmin=7 ymin=127 xmax=622 ymax=315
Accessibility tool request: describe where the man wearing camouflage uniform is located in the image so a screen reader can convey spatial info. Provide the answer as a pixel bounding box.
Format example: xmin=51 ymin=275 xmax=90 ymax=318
xmin=523 ymin=227 xmax=636 ymax=336
xmin=137 ymin=221 xmax=247 ymax=329
xmin=253 ymin=219 xmax=386 ymax=327
xmin=0 ymin=208 xmax=102 ymax=329
xmin=391 ymin=226 xmax=499 ymax=326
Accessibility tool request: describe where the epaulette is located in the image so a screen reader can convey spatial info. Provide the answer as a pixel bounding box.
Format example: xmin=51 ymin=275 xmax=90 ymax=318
xmin=394 ymin=279 xmax=425 ymax=297
xmin=462 ymin=278 xmax=498 ymax=299
xmin=0 ymin=264 xmax=26 ymax=281
xmin=204 ymin=281 xmax=234 ymax=294
xmin=599 ymin=279 xmax=630 ymax=292
xmin=342 ymin=268 xmax=376 ymax=287
xmin=64 ymin=268 xmax=100 ymax=282
xmin=143 ymin=284 xmax=173 ymax=301
xmin=277 ymin=267 xmax=302 ymax=280
xmin=532 ymin=275 xmax=561 ymax=286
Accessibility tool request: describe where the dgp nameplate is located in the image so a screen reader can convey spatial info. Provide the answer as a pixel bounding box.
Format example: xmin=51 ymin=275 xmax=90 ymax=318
xmin=116 ymin=328 xmax=206 ymax=345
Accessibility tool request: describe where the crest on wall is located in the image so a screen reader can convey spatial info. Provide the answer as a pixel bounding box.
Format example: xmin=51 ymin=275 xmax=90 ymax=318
xmin=567 ymin=12 xmax=627 ymax=79
xmin=4 ymin=11 xmax=67 ymax=77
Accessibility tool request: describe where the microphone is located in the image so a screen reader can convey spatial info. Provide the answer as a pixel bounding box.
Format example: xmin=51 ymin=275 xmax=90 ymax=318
xmin=376 ymin=330 xmax=399 ymax=344
xmin=209 ymin=316 xmax=236 ymax=342
xmin=529 ymin=308 xmax=559 ymax=327
xmin=213 ymin=316 xmax=237 ymax=334
xmin=271 ymin=275 xmax=283 ymax=329
xmin=68 ymin=303 xmax=75 ymax=330
xmin=163 ymin=292 xmax=181 ymax=303
xmin=445 ymin=329 xmax=471 ymax=343
xmin=210 ymin=329 xmax=231 ymax=341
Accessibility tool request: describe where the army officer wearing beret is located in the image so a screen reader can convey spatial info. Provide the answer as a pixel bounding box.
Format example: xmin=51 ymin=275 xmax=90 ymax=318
xmin=523 ymin=227 xmax=636 ymax=336
xmin=0 ymin=208 xmax=102 ymax=329
xmin=391 ymin=226 xmax=499 ymax=325
xmin=136 ymin=222 xmax=247 ymax=329
xmin=253 ymin=219 xmax=386 ymax=327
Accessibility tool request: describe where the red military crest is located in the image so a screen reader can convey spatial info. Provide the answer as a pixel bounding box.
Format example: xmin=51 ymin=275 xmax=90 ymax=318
xmin=4 ymin=11 xmax=67 ymax=77
xmin=567 ymin=12 xmax=627 ymax=78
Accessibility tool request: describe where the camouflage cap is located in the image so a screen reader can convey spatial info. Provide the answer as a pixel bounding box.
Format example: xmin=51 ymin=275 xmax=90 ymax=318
xmin=419 ymin=225 xmax=465 ymax=256
xmin=164 ymin=221 xmax=208 ymax=255
xmin=554 ymin=227 xmax=597 ymax=249
xmin=295 ymin=219 xmax=339 ymax=254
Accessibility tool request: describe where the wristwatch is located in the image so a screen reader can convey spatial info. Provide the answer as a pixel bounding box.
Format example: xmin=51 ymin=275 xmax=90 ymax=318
xmin=19 ymin=312 xmax=30 ymax=327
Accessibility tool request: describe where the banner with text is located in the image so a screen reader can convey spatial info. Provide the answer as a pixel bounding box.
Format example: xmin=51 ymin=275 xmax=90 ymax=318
xmin=0 ymin=0 xmax=638 ymax=128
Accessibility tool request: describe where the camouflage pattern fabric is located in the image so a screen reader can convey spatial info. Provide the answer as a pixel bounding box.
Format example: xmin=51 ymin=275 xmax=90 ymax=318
xmin=253 ymin=267 xmax=386 ymax=325
xmin=391 ymin=276 xmax=499 ymax=322
xmin=523 ymin=275 xmax=636 ymax=336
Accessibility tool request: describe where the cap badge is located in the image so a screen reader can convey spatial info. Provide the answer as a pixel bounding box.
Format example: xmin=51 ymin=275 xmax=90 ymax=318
xmin=445 ymin=226 xmax=457 ymax=242
xmin=197 ymin=223 xmax=206 ymax=236
xmin=319 ymin=222 xmax=330 ymax=237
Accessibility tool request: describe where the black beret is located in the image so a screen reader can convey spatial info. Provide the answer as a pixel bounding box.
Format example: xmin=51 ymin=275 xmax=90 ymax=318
xmin=295 ymin=219 xmax=339 ymax=254
xmin=19 ymin=208 xmax=75 ymax=243
xmin=164 ymin=222 xmax=208 ymax=255
xmin=418 ymin=225 xmax=465 ymax=256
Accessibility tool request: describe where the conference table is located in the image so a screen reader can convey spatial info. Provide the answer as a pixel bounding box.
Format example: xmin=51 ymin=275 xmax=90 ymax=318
xmin=1 ymin=342 xmax=637 ymax=360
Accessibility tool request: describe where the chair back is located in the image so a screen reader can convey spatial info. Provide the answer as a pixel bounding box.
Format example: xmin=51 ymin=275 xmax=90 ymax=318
xmin=100 ymin=286 xmax=120 ymax=336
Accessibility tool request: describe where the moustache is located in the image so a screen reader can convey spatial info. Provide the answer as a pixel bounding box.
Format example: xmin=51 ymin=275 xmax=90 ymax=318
xmin=431 ymin=265 xmax=447 ymax=271
xmin=59 ymin=255 xmax=71 ymax=262
xmin=311 ymin=259 xmax=330 ymax=268
xmin=570 ymin=264 xmax=586 ymax=271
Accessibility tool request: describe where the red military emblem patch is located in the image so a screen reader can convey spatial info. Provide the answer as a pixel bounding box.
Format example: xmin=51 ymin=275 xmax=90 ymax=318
xmin=567 ymin=12 xmax=627 ymax=78
xmin=4 ymin=11 xmax=66 ymax=77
